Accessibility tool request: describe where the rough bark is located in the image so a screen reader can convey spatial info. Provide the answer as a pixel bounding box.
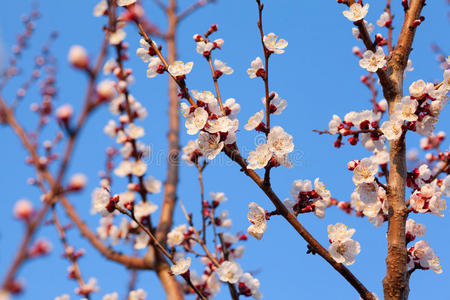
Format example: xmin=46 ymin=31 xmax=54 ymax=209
xmin=381 ymin=1 xmax=426 ymax=299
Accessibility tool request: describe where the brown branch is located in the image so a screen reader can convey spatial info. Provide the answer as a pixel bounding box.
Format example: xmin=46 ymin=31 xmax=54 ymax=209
xmin=0 ymin=34 xmax=150 ymax=279
xmin=177 ymin=0 xmax=216 ymax=21
xmin=60 ymin=196 xmax=152 ymax=269
xmin=255 ymin=0 xmax=271 ymax=133
xmin=218 ymin=233 xmax=239 ymax=300
xmin=313 ymin=128 xmax=380 ymax=136
xmin=115 ymin=204 xmax=208 ymax=300
xmin=380 ymin=1 xmax=426 ymax=299
xmin=152 ymin=0 xmax=167 ymax=11
xmin=223 ymin=146 xmax=375 ymax=300
xmin=0 ymin=204 xmax=50 ymax=291
xmin=51 ymin=207 xmax=89 ymax=294
xmin=430 ymin=158 xmax=449 ymax=182
xmin=196 ymin=162 xmax=208 ymax=244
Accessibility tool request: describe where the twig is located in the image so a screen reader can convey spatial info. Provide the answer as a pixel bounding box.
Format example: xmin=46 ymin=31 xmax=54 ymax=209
xmin=115 ymin=204 xmax=208 ymax=300
xmin=218 ymin=233 xmax=240 ymax=300
xmin=178 ymin=0 xmax=216 ymax=21
xmin=51 ymin=207 xmax=89 ymax=296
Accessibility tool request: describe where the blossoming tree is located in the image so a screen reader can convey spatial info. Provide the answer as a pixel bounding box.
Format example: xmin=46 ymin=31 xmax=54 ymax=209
xmin=0 ymin=0 xmax=448 ymax=300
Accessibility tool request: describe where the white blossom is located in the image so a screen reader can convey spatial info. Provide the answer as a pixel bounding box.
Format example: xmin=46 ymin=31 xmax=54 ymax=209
xmin=144 ymin=176 xmax=161 ymax=194
xmin=168 ymin=61 xmax=193 ymax=77
xmin=128 ymin=289 xmax=147 ymax=300
xmin=167 ymin=224 xmax=187 ymax=247
xmin=408 ymin=240 xmax=441 ymax=273
xmin=147 ymin=57 xmax=163 ymax=78
xmin=380 ymin=119 xmax=403 ymax=140
xmin=261 ymin=92 xmax=287 ymax=115
xmin=329 ymin=238 xmax=360 ymax=265
xmin=442 ymin=175 xmax=450 ymax=197
xmin=196 ymin=42 xmax=214 ymax=55
xmin=393 ymin=96 xmax=418 ymax=121
xmin=136 ymin=38 xmax=156 ymax=63
xmin=263 ymin=33 xmax=288 ymax=54
xmin=210 ymin=192 xmax=227 ymax=203
xmin=238 ymin=273 xmax=263 ymax=299
xmin=206 ymin=116 xmax=234 ymax=134
xmin=125 ymin=124 xmax=145 ymax=139
xmin=416 ymin=116 xmax=437 ymax=137
xmin=290 ymin=179 xmax=312 ymax=199
xmin=197 ymin=132 xmax=224 ymax=160
xmin=134 ymin=201 xmax=158 ymax=221
xmin=355 ymin=182 xmax=379 ymax=204
xmin=244 ymin=110 xmax=264 ymax=131
xmin=104 ymin=120 xmax=117 ymax=138
xmin=359 ymin=47 xmax=386 ymax=72
xmin=182 ymin=140 xmax=200 ymax=165
xmin=214 ymin=59 xmax=233 ymax=75
xmin=224 ymin=98 xmax=241 ymax=117
xmin=361 ymin=134 xmax=386 ymax=152
xmin=97 ymin=80 xmax=116 ymax=100
xmin=328 ymin=114 xmax=342 ymax=134
xmin=117 ymin=0 xmax=136 ymax=6
xmin=376 ymin=12 xmax=390 ymax=27
xmin=216 ymin=210 xmax=232 ymax=229
xmin=192 ymin=90 xmax=217 ymax=104
xmin=91 ymin=187 xmax=111 ymax=216
xmin=247 ymin=202 xmax=267 ymax=240
xmin=405 ymin=219 xmax=426 ymax=238
xmin=247 ymin=144 xmax=272 ymax=170
xmin=134 ymin=231 xmax=150 ymax=249
xmin=93 ymin=0 xmax=107 ymax=17
xmin=343 ymin=3 xmax=369 ymax=22
xmin=102 ymin=292 xmax=118 ymax=300
xmin=109 ymin=29 xmax=126 ymax=45
xmin=409 ymin=80 xmax=427 ymax=98
xmin=68 ymin=46 xmax=88 ymax=69
xmin=185 ymin=107 xmax=208 ymax=135
xmin=216 ymin=261 xmax=243 ymax=284
xmin=171 ymin=257 xmax=191 ymax=275
xmin=247 ymin=57 xmax=264 ymax=79
xmin=328 ymin=223 xmax=355 ymax=243
xmin=352 ymin=158 xmax=378 ymax=185
xmin=267 ymin=126 xmax=294 ymax=156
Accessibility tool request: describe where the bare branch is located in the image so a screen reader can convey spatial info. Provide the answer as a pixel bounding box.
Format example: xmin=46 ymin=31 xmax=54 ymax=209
xmin=177 ymin=0 xmax=216 ymax=21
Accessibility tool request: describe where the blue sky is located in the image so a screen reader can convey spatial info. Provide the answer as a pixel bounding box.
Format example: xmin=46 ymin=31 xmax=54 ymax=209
xmin=0 ymin=0 xmax=449 ymax=299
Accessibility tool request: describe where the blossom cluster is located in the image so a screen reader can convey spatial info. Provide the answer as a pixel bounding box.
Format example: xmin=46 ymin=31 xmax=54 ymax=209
xmin=327 ymin=223 xmax=360 ymax=265
xmin=284 ymin=178 xmax=332 ymax=218
xmin=405 ymin=219 xmax=442 ymax=274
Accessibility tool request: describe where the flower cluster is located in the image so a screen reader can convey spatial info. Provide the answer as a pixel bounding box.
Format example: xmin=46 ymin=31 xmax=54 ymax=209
xmin=284 ymin=178 xmax=331 ymax=218
xmin=216 ymin=261 xmax=262 ymax=299
xmin=327 ymin=108 xmax=386 ymax=150
xmin=407 ymin=240 xmax=442 ymax=274
xmin=327 ymin=223 xmax=361 ymax=265
xmin=348 ymin=157 xmax=389 ymax=227
xmin=380 ymin=75 xmax=449 ymax=141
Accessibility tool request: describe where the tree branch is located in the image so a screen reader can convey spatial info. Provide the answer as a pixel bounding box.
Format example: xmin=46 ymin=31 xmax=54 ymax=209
xmin=223 ymin=146 xmax=376 ymax=300
xmin=177 ymin=0 xmax=216 ymax=21
xmin=380 ymin=1 xmax=426 ymax=299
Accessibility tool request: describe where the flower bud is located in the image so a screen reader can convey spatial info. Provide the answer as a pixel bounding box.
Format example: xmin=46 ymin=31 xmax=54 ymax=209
xmin=68 ymin=45 xmax=89 ymax=69
xmin=213 ymin=38 xmax=224 ymax=49
xmin=347 ymin=160 xmax=359 ymax=170
xmin=68 ymin=173 xmax=87 ymax=191
xmin=56 ymin=104 xmax=73 ymax=121
xmin=14 ymin=199 xmax=34 ymax=221
xmin=96 ymin=80 xmax=116 ymax=101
